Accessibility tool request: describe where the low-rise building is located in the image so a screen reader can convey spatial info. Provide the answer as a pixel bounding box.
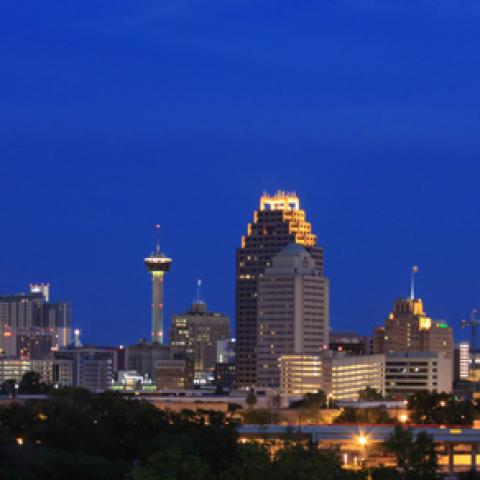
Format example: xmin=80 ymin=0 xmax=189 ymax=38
xmin=279 ymin=352 xmax=385 ymax=400
xmin=0 ymin=357 xmax=72 ymax=386
xmin=385 ymin=351 xmax=452 ymax=395
xmin=156 ymin=355 xmax=194 ymax=390
xmin=53 ymin=345 xmax=115 ymax=392
xmin=126 ymin=340 xmax=170 ymax=382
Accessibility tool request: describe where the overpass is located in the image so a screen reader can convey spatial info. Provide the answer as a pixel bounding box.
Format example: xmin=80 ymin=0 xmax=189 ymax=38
xmin=238 ymin=424 xmax=480 ymax=474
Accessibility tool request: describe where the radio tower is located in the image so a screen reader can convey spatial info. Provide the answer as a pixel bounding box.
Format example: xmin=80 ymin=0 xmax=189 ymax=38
xmin=144 ymin=225 xmax=172 ymax=344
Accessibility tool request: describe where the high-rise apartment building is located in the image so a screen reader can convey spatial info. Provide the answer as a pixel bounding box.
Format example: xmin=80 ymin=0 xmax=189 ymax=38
xmin=256 ymin=244 xmax=329 ymax=387
xmin=236 ymin=191 xmax=324 ymax=387
xmin=0 ymin=284 xmax=72 ymax=357
xmin=170 ymin=302 xmax=230 ymax=383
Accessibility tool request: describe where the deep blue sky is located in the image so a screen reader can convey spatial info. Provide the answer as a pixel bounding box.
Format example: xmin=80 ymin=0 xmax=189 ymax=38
xmin=1 ymin=1 xmax=480 ymax=345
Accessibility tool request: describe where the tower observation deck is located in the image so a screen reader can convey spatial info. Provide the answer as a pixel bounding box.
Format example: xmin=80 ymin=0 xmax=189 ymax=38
xmin=144 ymin=225 xmax=172 ymax=344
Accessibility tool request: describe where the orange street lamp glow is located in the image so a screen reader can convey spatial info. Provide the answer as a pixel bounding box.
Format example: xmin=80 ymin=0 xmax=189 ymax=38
xmin=358 ymin=435 xmax=367 ymax=446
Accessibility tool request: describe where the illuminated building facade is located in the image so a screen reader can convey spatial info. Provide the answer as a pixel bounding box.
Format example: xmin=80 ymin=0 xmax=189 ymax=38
xmin=0 ymin=358 xmax=73 ymax=386
xmin=236 ymin=191 xmax=324 ymax=387
xmin=144 ymin=225 xmax=172 ymax=344
xmin=453 ymin=341 xmax=470 ymax=382
xmin=0 ymin=284 xmax=72 ymax=357
xmin=385 ymin=351 xmax=452 ymax=394
xmin=170 ymin=302 xmax=230 ymax=383
xmin=279 ymin=352 xmax=385 ymax=400
xmin=373 ymin=298 xmax=453 ymax=362
xmin=256 ymin=244 xmax=329 ymax=388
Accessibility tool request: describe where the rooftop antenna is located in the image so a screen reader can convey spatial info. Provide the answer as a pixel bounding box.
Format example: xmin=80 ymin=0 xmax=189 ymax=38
xmin=155 ymin=224 xmax=161 ymax=255
xmin=410 ymin=265 xmax=419 ymax=300
xmin=196 ymin=279 xmax=202 ymax=304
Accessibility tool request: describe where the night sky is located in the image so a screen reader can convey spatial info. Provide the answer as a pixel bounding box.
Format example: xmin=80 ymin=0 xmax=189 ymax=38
xmin=1 ymin=1 xmax=480 ymax=346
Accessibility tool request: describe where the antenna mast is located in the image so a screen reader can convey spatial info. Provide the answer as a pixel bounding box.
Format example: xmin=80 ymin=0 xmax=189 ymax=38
xmin=410 ymin=265 xmax=419 ymax=300
xmin=155 ymin=224 xmax=161 ymax=254
xmin=196 ymin=279 xmax=202 ymax=303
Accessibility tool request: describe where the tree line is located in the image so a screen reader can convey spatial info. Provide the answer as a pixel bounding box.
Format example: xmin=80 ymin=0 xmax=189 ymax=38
xmin=2 ymin=386 xmax=477 ymax=479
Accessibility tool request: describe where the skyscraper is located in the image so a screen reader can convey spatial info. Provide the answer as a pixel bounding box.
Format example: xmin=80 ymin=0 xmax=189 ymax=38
xmin=0 ymin=284 xmax=72 ymax=357
xmin=170 ymin=301 xmax=230 ymax=383
xmin=256 ymin=244 xmax=329 ymax=387
xmin=144 ymin=225 xmax=172 ymax=344
xmin=373 ymin=297 xmax=453 ymax=361
xmin=235 ymin=191 xmax=324 ymax=387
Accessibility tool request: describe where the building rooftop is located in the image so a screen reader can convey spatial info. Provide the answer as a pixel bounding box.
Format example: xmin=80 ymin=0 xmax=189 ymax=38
xmin=277 ymin=243 xmax=308 ymax=257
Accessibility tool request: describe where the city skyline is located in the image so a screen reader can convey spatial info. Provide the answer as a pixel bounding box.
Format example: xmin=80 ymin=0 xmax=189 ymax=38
xmin=2 ymin=2 xmax=480 ymax=346
xmin=0 ymin=188 xmax=474 ymax=348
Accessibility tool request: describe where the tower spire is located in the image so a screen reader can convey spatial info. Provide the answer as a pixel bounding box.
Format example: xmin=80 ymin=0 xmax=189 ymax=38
xmin=155 ymin=224 xmax=161 ymax=255
xmin=196 ymin=279 xmax=202 ymax=303
xmin=410 ymin=265 xmax=419 ymax=300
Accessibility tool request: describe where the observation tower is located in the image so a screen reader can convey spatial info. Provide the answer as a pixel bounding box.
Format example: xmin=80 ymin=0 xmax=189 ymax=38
xmin=144 ymin=225 xmax=172 ymax=343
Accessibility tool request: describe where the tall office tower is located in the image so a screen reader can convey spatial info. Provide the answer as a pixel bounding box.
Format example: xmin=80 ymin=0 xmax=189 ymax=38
xmin=373 ymin=268 xmax=453 ymax=363
xmin=170 ymin=301 xmax=231 ymax=383
xmin=144 ymin=225 xmax=172 ymax=344
xmin=373 ymin=297 xmax=453 ymax=361
xmin=236 ymin=191 xmax=324 ymax=387
xmin=0 ymin=285 xmax=72 ymax=357
xmin=256 ymin=244 xmax=329 ymax=387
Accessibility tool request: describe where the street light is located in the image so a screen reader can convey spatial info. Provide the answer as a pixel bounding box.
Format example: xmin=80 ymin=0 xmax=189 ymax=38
xmin=358 ymin=434 xmax=367 ymax=447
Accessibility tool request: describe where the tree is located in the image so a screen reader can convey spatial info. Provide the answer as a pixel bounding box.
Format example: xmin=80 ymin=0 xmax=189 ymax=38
xmin=240 ymin=408 xmax=281 ymax=424
xmin=270 ymin=444 xmax=350 ymax=480
xmin=271 ymin=394 xmax=282 ymax=410
xmin=227 ymin=442 xmax=271 ymax=480
xmin=246 ymin=390 xmax=257 ymax=409
xmin=289 ymin=390 xmax=328 ymax=423
xmin=334 ymin=407 xmax=392 ymax=424
xmin=19 ymin=371 xmax=49 ymax=394
xmin=358 ymin=387 xmax=384 ymax=401
xmin=409 ymin=391 xmax=475 ymax=426
xmin=380 ymin=425 xmax=438 ymax=480
xmin=0 ymin=379 xmax=16 ymax=397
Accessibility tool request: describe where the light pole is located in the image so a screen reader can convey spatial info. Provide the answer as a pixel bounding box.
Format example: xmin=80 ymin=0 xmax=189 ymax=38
xmin=357 ymin=434 xmax=369 ymax=476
